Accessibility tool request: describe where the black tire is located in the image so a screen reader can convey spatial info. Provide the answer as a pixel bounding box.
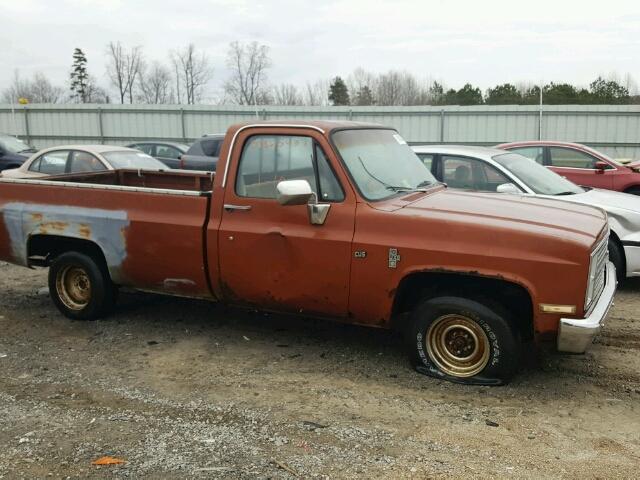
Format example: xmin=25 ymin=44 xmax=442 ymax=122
xmin=48 ymin=252 xmax=116 ymax=320
xmin=625 ymin=187 xmax=640 ymax=196
xmin=608 ymin=238 xmax=625 ymax=284
xmin=407 ymin=296 xmax=520 ymax=385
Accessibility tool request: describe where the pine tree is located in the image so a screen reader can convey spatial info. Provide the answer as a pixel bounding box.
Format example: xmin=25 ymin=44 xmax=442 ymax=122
xmin=328 ymin=76 xmax=350 ymax=106
xmin=354 ymin=85 xmax=374 ymax=105
xmin=70 ymin=48 xmax=89 ymax=103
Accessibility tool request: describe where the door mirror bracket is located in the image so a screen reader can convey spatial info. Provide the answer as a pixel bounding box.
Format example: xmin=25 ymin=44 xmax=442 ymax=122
xmin=276 ymin=179 xmax=331 ymax=225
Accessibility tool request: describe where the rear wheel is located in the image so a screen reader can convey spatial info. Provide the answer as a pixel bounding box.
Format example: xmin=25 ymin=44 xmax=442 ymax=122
xmin=608 ymin=238 xmax=625 ymax=284
xmin=48 ymin=252 xmax=117 ymax=320
xmin=407 ymin=296 xmax=520 ymax=385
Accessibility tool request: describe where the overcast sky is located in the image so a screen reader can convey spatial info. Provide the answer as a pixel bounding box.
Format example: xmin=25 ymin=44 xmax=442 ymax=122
xmin=1 ymin=0 xmax=639 ymax=100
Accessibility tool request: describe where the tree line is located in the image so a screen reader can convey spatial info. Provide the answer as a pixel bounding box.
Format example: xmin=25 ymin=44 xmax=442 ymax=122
xmin=2 ymin=41 xmax=639 ymax=106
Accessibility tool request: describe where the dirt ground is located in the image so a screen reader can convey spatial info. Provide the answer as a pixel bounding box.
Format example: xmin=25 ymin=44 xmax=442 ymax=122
xmin=0 ymin=262 xmax=639 ymax=479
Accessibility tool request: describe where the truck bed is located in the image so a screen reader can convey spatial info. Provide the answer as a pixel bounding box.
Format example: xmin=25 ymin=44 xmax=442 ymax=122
xmin=0 ymin=169 xmax=215 ymax=194
xmin=0 ymin=169 xmax=216 ymax=299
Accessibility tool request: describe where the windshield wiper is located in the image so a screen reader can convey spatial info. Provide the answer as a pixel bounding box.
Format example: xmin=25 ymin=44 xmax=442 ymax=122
xmin=357 ymin=156 xmax=433 ymax=193
xmin=554 ymin=191 xmax=577 ymax=196
xmin=18 ymin=148 xmax=35 ymax=153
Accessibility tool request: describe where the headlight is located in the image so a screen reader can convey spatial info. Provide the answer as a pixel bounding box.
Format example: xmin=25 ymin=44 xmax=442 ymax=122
xmin=585 ymin=236 xmax=609 ymax=311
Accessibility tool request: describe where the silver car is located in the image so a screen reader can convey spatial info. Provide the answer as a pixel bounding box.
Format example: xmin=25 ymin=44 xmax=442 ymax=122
xmin=1 ymin=145 xmax=167 ymax=179
xmin=413 ymin=145 xmax=640 ymax=281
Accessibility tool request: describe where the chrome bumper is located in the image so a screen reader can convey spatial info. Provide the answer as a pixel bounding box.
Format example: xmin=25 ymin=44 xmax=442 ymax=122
xmin=557 ymin=261 xmax=617 ymax=353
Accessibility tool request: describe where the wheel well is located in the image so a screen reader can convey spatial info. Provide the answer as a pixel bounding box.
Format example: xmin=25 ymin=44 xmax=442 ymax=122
xmin=27 ymin=235 xmax=109 ymax=271
xmin=392 ymin=272 xmax=534 ymax=341
xmin=608 ymin=230 xmax=626 ymax=275
xmin=624 ymin=185 xmax=640 ymax=194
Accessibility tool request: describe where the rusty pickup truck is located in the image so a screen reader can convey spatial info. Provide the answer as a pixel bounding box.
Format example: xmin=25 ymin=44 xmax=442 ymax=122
xmin=0 ymin=121 xmax=617 ymax=384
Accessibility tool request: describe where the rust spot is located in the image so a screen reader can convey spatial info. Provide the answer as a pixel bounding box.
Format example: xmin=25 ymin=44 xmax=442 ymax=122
xmin=30 ymin=213 xmax=43 ymax=222
xmin=41 ymin=221 xmax=68 ymax=232
xmin=78 ymin=224 xmax=91 ymax=239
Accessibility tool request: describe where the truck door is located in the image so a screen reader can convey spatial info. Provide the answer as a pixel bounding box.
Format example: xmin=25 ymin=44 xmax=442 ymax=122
xmin=218 ymin=130 xmax=355 ymax=318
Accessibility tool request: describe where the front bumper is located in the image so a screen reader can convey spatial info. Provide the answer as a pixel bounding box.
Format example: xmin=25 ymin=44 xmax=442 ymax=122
xmin=623 ymin=244 xmax=640 ymax=277
xmin=557 ymin=261 xmax=617 ymax=353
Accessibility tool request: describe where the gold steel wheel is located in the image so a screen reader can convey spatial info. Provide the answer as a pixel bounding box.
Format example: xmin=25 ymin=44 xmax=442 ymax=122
xmin=426 ymin=314 xmax=490 ymax=378
xmin=56 ymin=265 xmax=92 ymax=311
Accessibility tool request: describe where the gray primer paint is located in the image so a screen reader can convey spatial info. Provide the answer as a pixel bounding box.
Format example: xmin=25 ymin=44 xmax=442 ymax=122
xmin=2 ymin=202 xmax=129 ymax=282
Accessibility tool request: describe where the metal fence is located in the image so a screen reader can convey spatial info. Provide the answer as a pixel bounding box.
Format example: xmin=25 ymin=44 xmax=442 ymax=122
xmin=2 ymin=104 xmax=640 ymax=159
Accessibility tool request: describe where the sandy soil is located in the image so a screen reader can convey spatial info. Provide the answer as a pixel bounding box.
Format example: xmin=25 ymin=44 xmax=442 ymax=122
xmin=1 ymin=262 xmax=639 ymax=479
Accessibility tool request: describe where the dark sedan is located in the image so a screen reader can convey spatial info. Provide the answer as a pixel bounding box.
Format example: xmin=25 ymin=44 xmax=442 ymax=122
xmin=0 ymin=133 xmax=37 ymax=171
xmin=126 ymin=141 xmax=190 ymax=169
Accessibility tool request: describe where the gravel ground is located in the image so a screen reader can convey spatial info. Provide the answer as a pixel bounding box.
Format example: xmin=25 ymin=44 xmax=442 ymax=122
xmin=1 ymin=261 xmax=639 ymax=479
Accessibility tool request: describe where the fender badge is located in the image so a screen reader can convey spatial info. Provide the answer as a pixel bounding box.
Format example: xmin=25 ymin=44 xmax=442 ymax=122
xmin=388 ymin=248 xmax=401 ymax=268
xmin=354 ymin=250 xmax=367 ymax=259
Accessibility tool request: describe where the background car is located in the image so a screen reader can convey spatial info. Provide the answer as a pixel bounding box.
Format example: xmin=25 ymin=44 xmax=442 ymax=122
xmin=0 ymin=133 xmax=37 ymax=171
xmin=497 ymin=141 xmax=640 ymax=195
xmin=413 ymin=144 xmax=640 ymax=282
xmin=178 ymin=134 xmax=224 ymax=171
xmin=1 ymin=145 xmax=167 ymax=179
xmin=126 ymin=141 xmax=189 ymax=169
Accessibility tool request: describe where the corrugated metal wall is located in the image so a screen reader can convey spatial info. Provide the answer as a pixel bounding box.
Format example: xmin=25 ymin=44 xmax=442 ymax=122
xmin=1 ymin=104 xmax=639 ymax=159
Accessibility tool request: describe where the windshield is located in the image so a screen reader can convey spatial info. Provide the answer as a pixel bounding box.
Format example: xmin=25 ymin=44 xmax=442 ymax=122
xmin=492 ymin=153 xmax=584 ymax=195
xmin=332 ymin=129 xmax=439 ymax=200
xmin=102 ymin=151 xmax=166 ymax=170
xmin=0 ymin=134 xmax=34 ymax=154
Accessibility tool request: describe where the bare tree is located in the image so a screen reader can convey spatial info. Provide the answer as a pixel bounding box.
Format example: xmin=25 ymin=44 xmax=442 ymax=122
xmin=303 ymin=79 xmax=331 ymax=106
xmin=376 ymin=70 xmax=428 ymax=106
xmin=138 ymin=61 xmax=173 ymax=104
xmin=2 ymin=70 xmax=65 ymax=103
xmin=106 ymin=41 xmax=144 ymax=104
xmin=171 ymin=44 xmax=213 ymax=104
xmin=272 ymin=83 xmax=301 ymax=105
xmin=224 ymin=41 xmax=271 ymax=105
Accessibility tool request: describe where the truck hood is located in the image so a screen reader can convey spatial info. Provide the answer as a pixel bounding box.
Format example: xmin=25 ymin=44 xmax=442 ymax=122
xmin=397 ymin=189 xmax=607 ymax=244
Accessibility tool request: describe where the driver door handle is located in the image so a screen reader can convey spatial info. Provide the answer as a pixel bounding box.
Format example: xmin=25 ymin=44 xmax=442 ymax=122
xmin=224 ymin=204 xmax=252 ymax=211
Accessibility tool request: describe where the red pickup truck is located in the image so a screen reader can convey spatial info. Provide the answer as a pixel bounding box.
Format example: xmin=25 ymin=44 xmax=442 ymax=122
xmin=0 ymin=121 xmax=616 ymax=385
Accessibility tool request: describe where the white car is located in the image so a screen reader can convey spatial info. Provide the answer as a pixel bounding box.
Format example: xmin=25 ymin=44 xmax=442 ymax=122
xmin=1 ymin=145 xmax=167 ymax=179
xmin=412 ymin=145 xmax=640 ymax=282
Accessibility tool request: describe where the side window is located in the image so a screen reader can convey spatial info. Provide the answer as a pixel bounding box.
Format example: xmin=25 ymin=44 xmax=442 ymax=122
xmin=416 ymin=153 xmax=434 ymax=172
xmin=31 ymin=150 xmax=69 ymax=174
xmin=201 ymin=139 xmax=221 ymax=157
xmin=136 ymin=144 xmax=155 ymax=156
xmin=510 ymin=146 xmax=544 ymax=164
xmin=156 ymin=145 xmax=181 ymax=159
xmin=315 ymin=145 xmax=344 ymax=202
xmin=69 ymin=151 xmax=107 ymax=173
xmin=442 ymin=155 xmax=510 ymax=192
xmin=549 ymin=147 xmax=599 ymax=169
xmin=236 ymin=135 xmax=315 ymax=199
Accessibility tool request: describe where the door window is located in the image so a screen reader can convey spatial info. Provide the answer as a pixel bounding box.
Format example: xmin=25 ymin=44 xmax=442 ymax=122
xmin=30 ymin=150 xmax=70 ymax=174
xmin=156 ymin=145 xmax=181 ymax=159
xmin=69 ymin=151 xmax=107 ymax=173
xmin=441 ymin=155 xmax=510 ymax=192
xmin=136 ymin=144 xmax=155 ymax=156
xmin=236 ymin=135 xmax=343 ymax=201
xmin=549 ymin=147 xmax=601 ymax=169
xmin=201 ymin=139 xmax=222 ymax=157
xmin=509 ymin=146 xmax=544 ymax=164
xmin=416 ymin=153 xmax=434 ymax=172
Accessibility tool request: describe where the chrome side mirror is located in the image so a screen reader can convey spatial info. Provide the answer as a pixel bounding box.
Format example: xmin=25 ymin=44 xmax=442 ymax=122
xmin=276 ymin=179 xmax=331 ymax=225
xmin=496 ymin=182 xmax=521 ymax=194
xmin=276 ymin=179 xmax=313 ymax=205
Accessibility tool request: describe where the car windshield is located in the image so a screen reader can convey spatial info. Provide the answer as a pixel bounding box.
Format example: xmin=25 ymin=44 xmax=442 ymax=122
xmin=102 ymin=151 xmax=166 ymax=170
xmin=332 ymin=129 xmax=439 ymax=200
xmin=0 ymin=134 xmax=34 ymax=154
xmin=492 ymin=153 xmax=584 ymax=195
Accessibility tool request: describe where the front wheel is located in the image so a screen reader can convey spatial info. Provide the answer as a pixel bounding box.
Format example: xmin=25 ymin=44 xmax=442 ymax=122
xmin=608 ymin=238 xmax=625 ymax=284
xmin=407 ymin=296 xmax=520 ymax=385
xmin=48 ymin=252 xmax=117 ymax=320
